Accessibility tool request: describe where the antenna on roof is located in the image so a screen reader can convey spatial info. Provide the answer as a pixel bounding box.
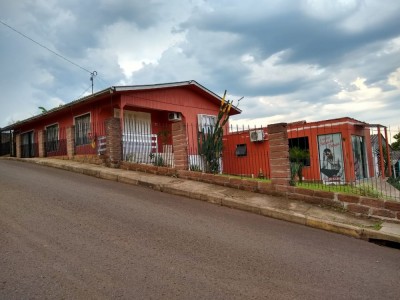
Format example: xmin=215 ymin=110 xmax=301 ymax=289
xmin=90 ymin=71 xmax=97 ymax=94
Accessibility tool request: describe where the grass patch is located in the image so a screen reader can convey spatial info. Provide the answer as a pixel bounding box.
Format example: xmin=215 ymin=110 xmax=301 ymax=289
xmin=295 ymin=182 xmax=385 ymax=199
xmin=220 ymin=174 xmax=271 ymax=183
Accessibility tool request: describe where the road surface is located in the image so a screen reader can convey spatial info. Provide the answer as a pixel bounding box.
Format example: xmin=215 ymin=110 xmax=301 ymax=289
xmin=1 ymin=159 xmax=399 ymax=299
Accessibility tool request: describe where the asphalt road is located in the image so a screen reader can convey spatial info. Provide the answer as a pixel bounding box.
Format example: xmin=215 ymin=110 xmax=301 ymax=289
xmin=1 ymin=160 xmax=399 ymax=299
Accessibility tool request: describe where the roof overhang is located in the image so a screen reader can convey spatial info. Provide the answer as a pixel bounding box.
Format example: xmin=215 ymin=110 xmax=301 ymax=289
xmin=2 ymin=80 xmax=241 ymax=131
xmin=114 ymin=80 xmax=241 ymax=115
xmin=1 ymin=87 xmax=113 ymax=131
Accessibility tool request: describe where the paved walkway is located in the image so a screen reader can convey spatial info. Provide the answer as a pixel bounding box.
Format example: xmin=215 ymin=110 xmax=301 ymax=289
xmin=4 ymin=157 xmax=400 ymax=245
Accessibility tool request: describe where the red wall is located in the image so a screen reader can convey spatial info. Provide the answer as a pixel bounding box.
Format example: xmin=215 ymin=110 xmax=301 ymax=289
xmin=222 ymin=130 xmax=270 ymax=178
xmin=13 ymin=85 xmax=229 ymax=156
xmin=15 ymin=95 xmax=116 ymax=149
xmin=223 ymin=118 xmax=374 ymax=181
xmin=120 ymin=87 xmax=232 ymax=153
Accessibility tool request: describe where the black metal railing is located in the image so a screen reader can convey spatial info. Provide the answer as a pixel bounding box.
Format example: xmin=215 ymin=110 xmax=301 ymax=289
xmin=186 ymin=123 xmax=270 ymax=178
xmin=21 ymin=143 xmax=38 ymax=158
xmin=74 ymin=122 xmax=106 ymax=155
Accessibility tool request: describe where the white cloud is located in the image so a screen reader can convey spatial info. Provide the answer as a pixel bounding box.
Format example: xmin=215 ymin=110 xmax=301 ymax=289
xmin=97 ymin=17 xmax=186 ymax=79
xmin=302 ymin=0 xmax=360 ymax=22
xmin=244 ymin=50 xmax=324 ymax=86
xmin=388 ymin=68 xmax=400 ymax=89
xmin=1 ymin=0 xmax=400 ymax=131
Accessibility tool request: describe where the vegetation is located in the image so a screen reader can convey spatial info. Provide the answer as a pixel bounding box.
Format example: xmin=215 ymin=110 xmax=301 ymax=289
xmin=156 ymin=129 xmax=171 ymax=145
xmin=387 ymin=176 xmax=400 ymax=191
xmin=391 ymin=132 xmax=400 ymax=150
xmin=148 ymin=153 xmax=165 ymax=166
xmin=289 ymin=147 xmax=309 ymax=185
xmin=198 ymin=90 xmax=241 ymax=174
xmin=220 ymin=174 xmax=271 ymax=183
xmin=38 ymin=106 xmax=48 ymax=113
xmin=295 ymin=182 xmax=385 ymax=199
xmin=189 ymin=164 xmax=202 ymax=172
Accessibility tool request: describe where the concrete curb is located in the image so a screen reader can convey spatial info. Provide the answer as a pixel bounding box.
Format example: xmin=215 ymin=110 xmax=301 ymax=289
xmin=362 ymin=228 xmax=400 ymax=244
xmin=3 ymin=157 xmax=400 ymax=244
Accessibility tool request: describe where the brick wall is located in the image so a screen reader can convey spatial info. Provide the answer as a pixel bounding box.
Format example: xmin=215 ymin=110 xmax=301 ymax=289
xmin=38 ymin=130 xmax=45 ymax=158
xmin=66 ymin=126 xmax=75 ymax=158
xmin=286 ymin=187 xmax=400 ymax=222
xmin=105 ymin=117 xmax=122 ymax=168
xmin=267 ymin=123 xmax=290 ymax=189
xmin=172 ymin=121 xmax=188 ymax=170
xmin=15 ymin=134 xmax=21 ymax=158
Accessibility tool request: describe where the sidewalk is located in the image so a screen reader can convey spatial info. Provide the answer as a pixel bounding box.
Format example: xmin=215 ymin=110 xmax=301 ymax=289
xmin=5 ymin=157 xmax=400 ymax=245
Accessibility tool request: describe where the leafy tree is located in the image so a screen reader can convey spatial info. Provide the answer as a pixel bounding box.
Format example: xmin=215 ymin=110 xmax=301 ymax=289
xmin=391 ymin=132 xmax=400 ymax=151
xmin=38 ymin=106 xmax=48 ymax=113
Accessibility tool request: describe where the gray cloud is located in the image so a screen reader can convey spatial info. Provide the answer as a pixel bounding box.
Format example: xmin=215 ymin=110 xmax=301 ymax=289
xmin=1 ymin=0 xmax=400 ymax=129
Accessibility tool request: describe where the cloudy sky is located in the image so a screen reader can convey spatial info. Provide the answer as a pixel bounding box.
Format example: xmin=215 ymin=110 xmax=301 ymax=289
xmin=1 ymin=0 xmax=400 ymax=133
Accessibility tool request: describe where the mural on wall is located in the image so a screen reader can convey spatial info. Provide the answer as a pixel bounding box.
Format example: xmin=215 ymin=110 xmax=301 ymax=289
xmin=318 ymin=133 xmax=345 ymax=184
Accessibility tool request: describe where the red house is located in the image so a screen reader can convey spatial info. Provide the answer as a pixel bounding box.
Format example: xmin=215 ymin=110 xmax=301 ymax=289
xmin=2 ymin=81 xmax=240 ymax=169
xmin=222 ymin=117 xmax=389 ymax=183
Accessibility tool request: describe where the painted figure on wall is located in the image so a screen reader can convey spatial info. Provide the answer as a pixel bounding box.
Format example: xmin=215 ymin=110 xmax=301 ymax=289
xmin=318 ymin=134 xmax=345 ymax=184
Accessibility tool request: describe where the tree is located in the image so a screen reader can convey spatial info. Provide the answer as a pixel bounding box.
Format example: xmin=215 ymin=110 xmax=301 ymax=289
xmin=38 ymin=106 xmax=48 ymax=113
xmin=391 ymin=132 xmax=400 ymax=151
xmin=198 ymin=91 xmax=241 ymax=173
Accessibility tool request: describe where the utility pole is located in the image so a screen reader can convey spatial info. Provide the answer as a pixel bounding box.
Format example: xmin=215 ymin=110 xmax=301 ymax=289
xmin=90 ymin=71 xmax=97 ymax=94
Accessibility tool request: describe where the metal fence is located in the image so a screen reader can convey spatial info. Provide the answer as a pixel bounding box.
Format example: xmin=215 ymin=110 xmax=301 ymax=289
xmin=0 ymin=130 xmax=13 ymax=156
xmin=74 ymin=121 xmax=106 ymax=156
xmin=122 ymin=120 xmax=174 ymax=167
xmin=186 ymin=123 xmax=270 ymax=178
xmin=287 ymin=122 xmax=400 ymax=201
xmin=185 ymin=120 xmax=399 ymax=201
xmin=45 ymin=126 xmax=67 ymax=157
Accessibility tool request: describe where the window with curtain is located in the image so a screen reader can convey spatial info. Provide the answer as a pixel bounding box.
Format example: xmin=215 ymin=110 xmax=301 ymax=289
xmin=75 ymin=114 xmax=90 ymax=146
xmin=46 ymin=124 xmax=59 ymax=152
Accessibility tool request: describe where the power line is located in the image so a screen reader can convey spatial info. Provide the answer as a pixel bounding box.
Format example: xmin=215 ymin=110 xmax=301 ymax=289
xmin=0 ymin=19 xmax=92 ymax=74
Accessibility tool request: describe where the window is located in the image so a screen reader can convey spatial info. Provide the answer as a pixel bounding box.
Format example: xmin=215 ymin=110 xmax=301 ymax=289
xmin=235 ymin=144 xmax=247 ymax=157
xmin=46 ymin=124 xmax=59 ymax=152
xmin=75 ymin=114 xmax=90 ymax=146
xmin=198 ymin=114 xmax=217 ymax=133
xmin=289 ymin=137 xmax=310 ymax=166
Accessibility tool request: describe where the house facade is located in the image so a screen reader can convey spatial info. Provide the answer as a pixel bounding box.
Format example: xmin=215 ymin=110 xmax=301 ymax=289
xmin=1 ymin=81 xmax=240 ymax=169
xmin=222 ymin=117 xmax=387 ymax=183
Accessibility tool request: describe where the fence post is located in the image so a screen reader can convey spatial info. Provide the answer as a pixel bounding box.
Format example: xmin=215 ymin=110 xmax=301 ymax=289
xmin=267 ymin=123 xmax=290 ymax=189
xmin=15 ymin=133 xmax=21 ymax=158
xmin=66 ymin=126 xmax=75 ymax=159
xmin=38 ymin=130 xmax=46 ymax=158
xmin=105 ymin=117 xmax=122 ymax=168
xmin=172 ymin=121 xmax=188 ymax=170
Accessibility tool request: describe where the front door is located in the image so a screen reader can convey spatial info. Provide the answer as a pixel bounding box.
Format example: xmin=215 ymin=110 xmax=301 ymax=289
xmin=21 ymin=131 xmax=34 ymax=158
xmin=352 ymin=135 xmax=368 ymax=180
xmin=120 ymin=110 xmax=154 ymax=163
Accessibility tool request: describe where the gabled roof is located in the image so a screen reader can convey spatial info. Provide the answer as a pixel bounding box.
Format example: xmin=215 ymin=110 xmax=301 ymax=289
xmin=2 ymin=80 xmax=241 ymax=130
xmin=392 ymin=150 xmax=400 ymax=163
xmin=370 ymin=134 xmax=387 ymax=148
